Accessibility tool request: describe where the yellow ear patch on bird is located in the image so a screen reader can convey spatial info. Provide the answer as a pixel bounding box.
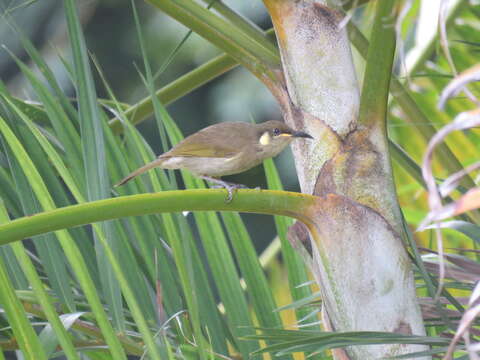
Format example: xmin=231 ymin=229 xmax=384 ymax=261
xmin=259 ymin=131 xmax=271 ymax=145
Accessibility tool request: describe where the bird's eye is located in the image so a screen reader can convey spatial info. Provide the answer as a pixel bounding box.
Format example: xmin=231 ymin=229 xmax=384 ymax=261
xmin=273 ymin=128 xmax=281 ymax=136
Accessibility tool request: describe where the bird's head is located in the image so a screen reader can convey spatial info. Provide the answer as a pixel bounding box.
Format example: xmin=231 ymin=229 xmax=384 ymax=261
xmin=255 ymin=120 xmax=313 ymax=156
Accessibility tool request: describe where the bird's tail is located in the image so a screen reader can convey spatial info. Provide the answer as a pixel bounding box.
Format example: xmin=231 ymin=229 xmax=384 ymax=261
xmin=114 ymin=158 xmax=165 ymax=187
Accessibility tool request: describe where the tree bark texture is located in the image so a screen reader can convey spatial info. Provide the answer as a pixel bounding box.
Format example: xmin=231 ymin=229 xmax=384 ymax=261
xmin=263 ymin=1 xmax=429 ymax=358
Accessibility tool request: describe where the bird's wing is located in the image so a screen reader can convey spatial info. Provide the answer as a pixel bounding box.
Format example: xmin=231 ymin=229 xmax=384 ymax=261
xmin=167 ymin=136 xmax=238 ymax=158
xmin=164 ymin=122 xmax=254 ymax=158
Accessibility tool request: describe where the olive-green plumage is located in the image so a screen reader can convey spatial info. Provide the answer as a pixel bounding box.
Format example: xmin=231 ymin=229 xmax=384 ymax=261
xmin=116 ymin=120 xmax=312 ymax=190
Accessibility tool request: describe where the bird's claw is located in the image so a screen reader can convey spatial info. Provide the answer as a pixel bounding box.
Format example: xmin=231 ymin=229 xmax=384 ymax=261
xmin=225 ymin=185 xmax=234 ymax=203
xmin=212 ymin=182 xmax=243 ymax=203
xmin=201 ymin=176 xmax=251 ymax=203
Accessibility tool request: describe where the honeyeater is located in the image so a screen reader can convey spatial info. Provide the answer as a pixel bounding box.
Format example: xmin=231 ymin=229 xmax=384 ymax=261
xmin=116 ymin=120 xmax=313 ymax=201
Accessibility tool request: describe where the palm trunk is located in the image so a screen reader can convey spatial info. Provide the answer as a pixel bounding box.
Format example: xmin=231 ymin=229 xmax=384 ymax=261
xmin=263 ymin=0 xmax=429 ymax=358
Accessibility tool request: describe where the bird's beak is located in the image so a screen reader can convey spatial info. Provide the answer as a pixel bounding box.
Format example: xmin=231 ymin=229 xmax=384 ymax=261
xmin=292 ymin=130 xmax=313 ymax=139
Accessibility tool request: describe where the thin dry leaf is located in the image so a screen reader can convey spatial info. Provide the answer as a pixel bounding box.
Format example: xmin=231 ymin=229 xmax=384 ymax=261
xmin=439 ymin=161 xmax=480 ymax=197
xmin=448 ymin=248 xmax=480 ymax=254
xmin=470 ymin=282 xmax=480 ymax=307
xmin=438 ymin=0 xmax=479 ymax=109
xmin=421 ymin=109 xmax=480 ymax=227
xmin=443 ymin=254 xmax=480 ymax=278
xmin=439 ymin=0 xmax=456 ymax=76
xmin=439 ymin=64 xmax=480 ymax=109
xmin=428 ymin=188 xmax=480 ymax=224
xmin=444 ymin=282 xmax=480 ymax=359
xmin=468 ymin=342 xmax=480 ymax=353
xmin=453 ymin=188 xmax=480 ymax=217
xmin=420 ymin=302 xmax=461 ymax=320
xmin=418 ymin=205 xmax=457 ymax=230
xmin=419 ymin=296 xmax=471 ymax=306
xmin=435 ymin=226 xmax=447 ymax=298
xmin=423 ymin=261 xmax=479 ymax=283
xmin=395 ymin=0 xmax=413 ymax=84
xmin=444 ymin=302 xmax=480 ymax=359
xmin=420 ymin=248 xmax=480 ymax=277
xmin=465 ymin=333 xmax=480 ymax=360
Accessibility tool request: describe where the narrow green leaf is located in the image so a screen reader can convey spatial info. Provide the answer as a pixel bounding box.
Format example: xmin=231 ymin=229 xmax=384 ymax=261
xmin=0 ymin=114 xmax=128 ymax=359
xmin=117 ymin=133 xmax=229 ymax=353
xmin=0 ymin=202 xmax=47 ymax=360
xmin=0 ymin=258 xmax=47 ymax=360
xmin=91 ymin=53 xmax=162 ymax=324
xmin=0 ymin=165 xmax=22 ymax=218
xmin=38 ymin=312 xmax=84 ymax=358
xmin=110 ymin=220 xmax=157 ymax=323
xmin=5 ymin=200 xmax=81 ymax=360
xmin=109 ymin=53 xmax=237 ymax=133
xmin=221 ymin=212 xmax=282 ymax=329
xmin=263 ymin=158 xmax=316 ymax=328
xmin=5 ymin=91 xmax=179 ymax=360
xmin=197 ymin=0 xmax=278 ymax=58
xmin=0 ymin=245 xmax=27 ymax=290
xmin=405 ymin=0 xmax=468 ymax=77
xmin=388 ymin=345 xmax=460 ymax=359
xmin=8 ymin=98 xmax=50 ymax=126
xmin=249 ymin=329 xmax=451 ymax=356
xmin=132 ymin=2 xmax=170 ymax=157
xmin=110 ymin=27 xmax=278 ymax=133
xmin=63 ymin=0 xmax=124 ymax=331
xmin=0 ymin=117 xmax=76 ymax=313
xmin=112 ymin=122 xmax=185 ymax=317
xmin=3 ymin=17 xmax=78 ymax=122
xmin=146 ymin=0 xmax=279 ymax=82
xmin=131 ymin=6 xmax=229 ymax=354
xmin=4 ymin=48 xmax=85 ymax=187
xmin=389 ymin=140 xmax=426 ymax=188
xmin=4 ymin=97 xmax=165 ymax=358
xmin=1 ymin=95 xmax=97 ymax=284
xmin=221 ymin=212 xmax=293 ymax=359
xmin=348 ymin=23 xmax=480 ymax=201
xmin=400 ymin=212 xmax=464 ymax=330
xmin=358 ymin=0 xmax=396 ymax=129
xmin=156 ymin=114 xmax=259 ymax=357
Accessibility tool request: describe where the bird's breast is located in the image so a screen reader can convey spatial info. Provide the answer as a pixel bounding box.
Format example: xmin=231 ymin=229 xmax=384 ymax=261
xmin=162 ymin=152 xmax=260 ymax=177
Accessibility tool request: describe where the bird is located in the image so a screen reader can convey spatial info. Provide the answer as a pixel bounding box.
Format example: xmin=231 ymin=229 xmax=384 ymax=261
xmin=115 ymin=120 xmax=313 ymax=201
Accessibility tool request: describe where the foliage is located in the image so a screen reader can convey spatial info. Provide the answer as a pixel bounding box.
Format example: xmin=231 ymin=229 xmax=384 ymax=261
xmin=0 ymin=0 xmax=479 ymax=359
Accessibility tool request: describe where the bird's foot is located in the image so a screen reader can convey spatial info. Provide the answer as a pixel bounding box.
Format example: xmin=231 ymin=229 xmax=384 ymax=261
xmin=200 ymin=176 xmax=249 ymax=203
